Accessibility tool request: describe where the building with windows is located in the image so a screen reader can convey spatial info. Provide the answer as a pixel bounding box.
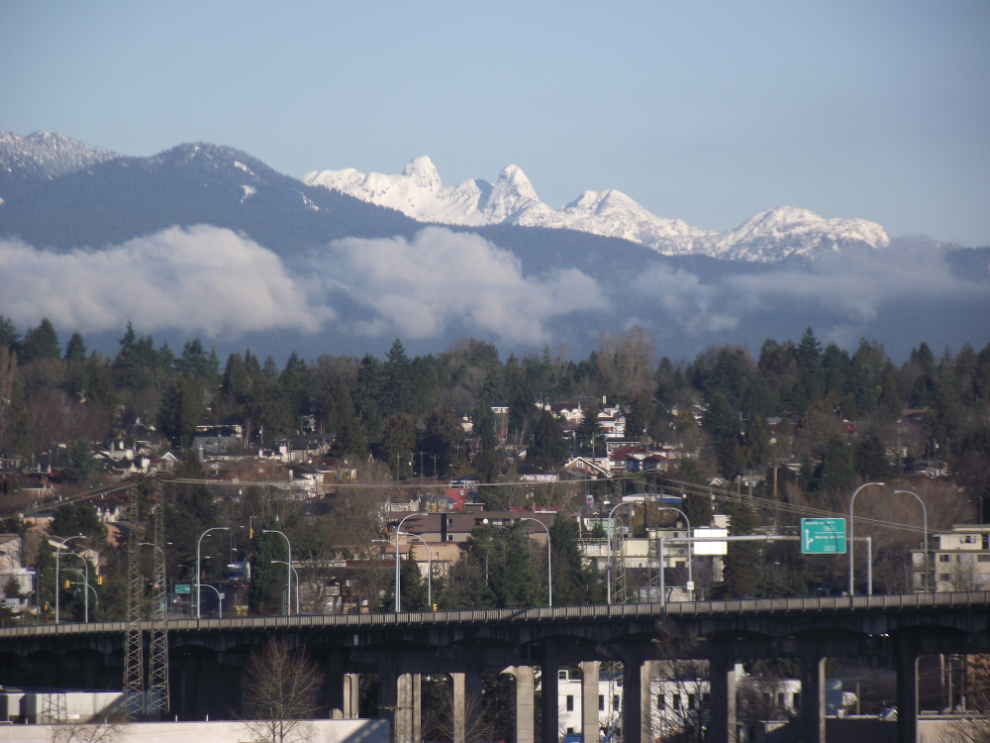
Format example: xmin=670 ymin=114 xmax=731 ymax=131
xmin=912 ymin=524 xmax=990 ymax=593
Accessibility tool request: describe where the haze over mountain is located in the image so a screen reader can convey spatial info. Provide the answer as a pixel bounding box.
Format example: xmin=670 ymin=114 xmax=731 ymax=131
xmin=0 ymin=130 xmax=987 ymax=364
xmin=303 ymin=157 xmax=891 ymax=262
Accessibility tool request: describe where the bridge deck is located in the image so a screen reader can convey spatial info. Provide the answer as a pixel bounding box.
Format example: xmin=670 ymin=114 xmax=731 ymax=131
xmin=1 ymin=591 xmax=987 ymax=638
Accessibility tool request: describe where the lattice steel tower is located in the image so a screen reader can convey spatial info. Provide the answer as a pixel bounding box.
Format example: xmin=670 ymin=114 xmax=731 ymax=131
xmin=148 ymin=498 xmax=170 ymax=719
xmin=123 ymin=489 xmax=145 ymax=720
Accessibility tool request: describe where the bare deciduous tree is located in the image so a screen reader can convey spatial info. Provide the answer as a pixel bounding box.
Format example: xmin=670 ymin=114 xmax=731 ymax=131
xmin=50 ymin=722 xmax=128 ymax=743
xmin=243 ymin=640 xmax=326 ymax=743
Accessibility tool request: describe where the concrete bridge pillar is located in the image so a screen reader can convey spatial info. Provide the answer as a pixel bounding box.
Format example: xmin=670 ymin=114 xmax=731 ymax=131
xmin=452 ymin=670 xmax=483 ymax=743
xmin=709 ymin=649 xmax=737 ymax=743
xmin=894 ymin=636 xmax=921 ymax=743
xmin=619 ymin=654 xmax=650 ymax=743
xmin=798 ymin=653 xmax=826 ymax=743
xmin=579 ymin=661 xmax=600 ymax=743
xmin=541 ymin=655 xmax=560 ymax=743
xmin=329 ymin=671 xmax=362 ymax=719
xmin=377 ymin=657 xmax=408 ymax=743
xmin=510 ymin=666 xmax=536 ymax=743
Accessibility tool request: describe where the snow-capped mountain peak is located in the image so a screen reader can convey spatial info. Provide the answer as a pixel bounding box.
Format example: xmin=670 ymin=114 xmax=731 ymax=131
xmin=0 ymin=129 xmax=120 ymax=182
xmin=301 ymin=158 xmax=890 ymax=261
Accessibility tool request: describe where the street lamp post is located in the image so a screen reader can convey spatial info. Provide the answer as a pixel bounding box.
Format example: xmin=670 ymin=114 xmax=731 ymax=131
xmin=263 ymin=530 xmax=293 ymax=617
xmin=271 ymin=560 xmax=301 ymax=614
xmin=848 ymin=482 xmax=885 ymax=595
xmin=197 ymin=527 xmax=229 ymax=619
xmin=606 ymin=502 xmax=635 ymax=605
xmin=393 ymin=514 xmax=420 ymax=613
xmin=518 ymin=517 xmax=552 ymax=607
xmin=894 ymin=490 xmax=929 ymax=592
xmin=54 ymin=534 xmax=85 ymax=624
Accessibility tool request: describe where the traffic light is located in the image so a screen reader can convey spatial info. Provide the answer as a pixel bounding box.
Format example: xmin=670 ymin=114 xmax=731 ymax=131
xmin=249 ymin=527 xmax=254 ymax=540
xmin=64 ymin=579 xmax=70 ymax=589
xmin=97 ymin=575 xmax=103 ymax=586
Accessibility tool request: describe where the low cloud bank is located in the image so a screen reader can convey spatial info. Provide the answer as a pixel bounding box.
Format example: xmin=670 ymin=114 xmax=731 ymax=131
xmin=309 ymin=227 xmax=609 ymax=345
xmin=0 ymin=225 xmax=608 ymax=345
xmin=0 ymin=226 xmax=326 ymax=336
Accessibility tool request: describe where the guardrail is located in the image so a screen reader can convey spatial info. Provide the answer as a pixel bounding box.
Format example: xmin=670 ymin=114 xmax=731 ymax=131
xmin=1 ymin=592 xmax=987 ymax=639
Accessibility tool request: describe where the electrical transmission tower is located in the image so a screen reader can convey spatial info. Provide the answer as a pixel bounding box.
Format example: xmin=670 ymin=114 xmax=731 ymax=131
xmin=123 ymin=489 xmax=145 ymax=720
xmin=148 ymin=498 xmax=170 ymax=719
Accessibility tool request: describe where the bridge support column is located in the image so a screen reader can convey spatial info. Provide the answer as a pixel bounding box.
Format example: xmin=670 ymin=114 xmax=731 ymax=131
xmin=378 ymin=658 xmax=416 ymax=743
xmin=709 ymin=649 xmax=737 ymax=743
xmin=580 ymin=661 xmax=600 ymax=743
xmin=619 ymin=654 xmax=650 ymax=743
xmin=895 ymin=636 xmax=920 ymax=743
xmin=453 ymin=670 xmax=483 ymax=743
xmin=541 ymin=655 xmax=560 ymax=743
xmin=798 ymin=654 xmax=826 ymax=743
xmin=513 ymin=666 xmax=536 ymax=743
xmin=345 ymin=673 xmax=360 ymax=719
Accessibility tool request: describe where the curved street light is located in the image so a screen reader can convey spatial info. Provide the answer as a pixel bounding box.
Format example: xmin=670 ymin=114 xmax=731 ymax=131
xmin=518 ymin=517 xmax=552 ymax=607
xmin=263 ymin=529 xmax=293 ymax=617
xmin=894 ymin=490 xmax=929 ymax=592
xmin=199 ymin=583 xmax=225 ymax=619
xmin=271 ymin=559 xmax=301 ymax=614
xmin=848 ymin=482 xmax=885 ymax=595
xmin=197 ymin=527 xmax=229 ymax=619
xmin=606 ymin=501 xmax=636 ymax=605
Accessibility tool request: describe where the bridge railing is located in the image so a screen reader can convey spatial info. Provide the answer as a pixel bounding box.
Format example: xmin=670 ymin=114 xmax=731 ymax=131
xmin=1 ymin=592 xmax=987 ymax=638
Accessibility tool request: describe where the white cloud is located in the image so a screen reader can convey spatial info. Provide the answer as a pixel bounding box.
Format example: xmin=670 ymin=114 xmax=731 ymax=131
xmin=310 ymin=227 xmax=609 ymax=345
xmin=631 ymin=263 xmax=740 ymax=333
xmin=0 ymin=225 xmax=608 ymax=346
xmin=0 ymin=226 xmax=328 ymax=336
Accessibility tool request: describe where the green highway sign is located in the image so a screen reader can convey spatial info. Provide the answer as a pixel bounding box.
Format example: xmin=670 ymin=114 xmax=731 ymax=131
xmin=801 ymin=518 xmax=847 ymax=554
xmin=174 ymin=584 xmax=191 ymax=595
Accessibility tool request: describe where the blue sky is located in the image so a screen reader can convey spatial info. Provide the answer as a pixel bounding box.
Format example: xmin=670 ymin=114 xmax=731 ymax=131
xmin=2 ymin=1 xmax=988 ymax=245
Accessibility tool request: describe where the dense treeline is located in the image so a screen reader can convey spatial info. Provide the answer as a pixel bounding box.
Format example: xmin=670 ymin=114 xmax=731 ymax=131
xmin=1 ymin=317 xmax=989 ymax=500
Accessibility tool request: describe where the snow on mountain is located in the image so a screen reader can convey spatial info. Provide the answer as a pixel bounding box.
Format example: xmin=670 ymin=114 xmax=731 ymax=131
xmin=693 ymin=206 xmax=891 ymax=261
xmin=0 ymin=130 xmax=120 ymax=181
xmin=302 ymin=158 xmax=890 ymax=261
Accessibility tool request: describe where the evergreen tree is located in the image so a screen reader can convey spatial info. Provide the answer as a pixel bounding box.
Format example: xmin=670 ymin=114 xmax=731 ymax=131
xmin=625 ymin=389 xmax=655 ymax=440
xmin=381 ymin=412 xmax=416 ymax=479
xmin=472 ymin=400 xmax=499 ymax=482
xmin=815 ymin=435 xmax=856 ymax=507
xmin=743 ymin=413 xmax=772 ymax=469
xmin=158 ymin=375 xmax=206 ymax=447
xmin=278 ymin=351 xmax=311 ymax=420
xmin=419 ymin=404 xmax=465 ymax=477
xmin=527 ymin=411 xmax=567 ymax=471
xmin=382 ymin=555 xmax=428 ymax=612
xmin=703 ymin=391 xmax=743 ymax=477
xmin=354 ymin=354 xmax=382 ymax=440
xmin=854 ymin=433 xmax=890 ymax=481
xmin=62 ymin=439 xmax=97 ymax=485
xmin=19 ymin=318 xmax=60 ymax=364
xmin=722 ymin=498 xmax=760 ymax=597
xmin=381 ymin=339 xmax=412 ymax=417
xmin=248 ymin=527 xmax=290 ymax=616
xmin=63 ymin=332 xmax=87 ymax=364
xmin=576 ymin=402 xmax=605 ymax=457
xmin=0 ymin=316 xmax=19 ymax=350
xmin=549 ymin=514 xmax=604 ymax=605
